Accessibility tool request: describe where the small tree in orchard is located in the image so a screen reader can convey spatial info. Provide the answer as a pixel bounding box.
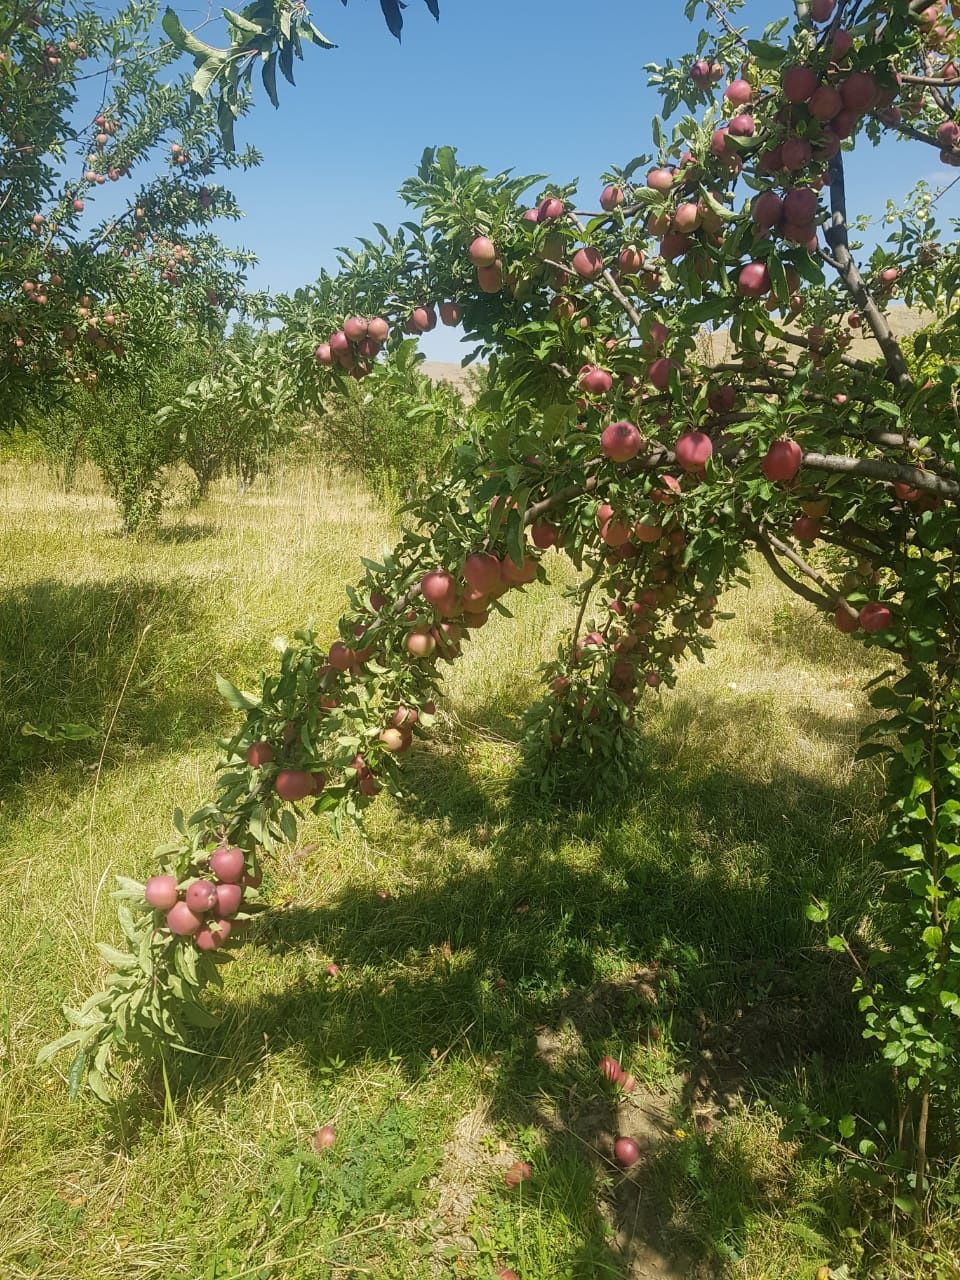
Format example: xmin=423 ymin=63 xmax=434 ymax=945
xmin=43 ymin=0 xmax=960 ymax=1228
xmin=0 ymin=0 xmax=259 ymax=426
xmin=156 ymin=323 xmax=295 ymax=498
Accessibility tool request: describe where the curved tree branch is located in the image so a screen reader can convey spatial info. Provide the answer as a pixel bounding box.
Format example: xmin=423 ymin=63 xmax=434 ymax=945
xmin=750 ymin=526 xmax=838 ymax=611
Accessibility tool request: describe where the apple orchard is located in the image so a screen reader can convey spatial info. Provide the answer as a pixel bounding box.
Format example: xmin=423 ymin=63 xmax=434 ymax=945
xmin=33 ymin=0 xmax=960 ymax=1205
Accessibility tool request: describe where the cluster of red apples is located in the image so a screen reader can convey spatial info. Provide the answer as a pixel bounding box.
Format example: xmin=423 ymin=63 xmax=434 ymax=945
xmin=313 ymin=314 xmax=390 ymax=379
xmin=142 ymin=845 xmax=259 ymax=950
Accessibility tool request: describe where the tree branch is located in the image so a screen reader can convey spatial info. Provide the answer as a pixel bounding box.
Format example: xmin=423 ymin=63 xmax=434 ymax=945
xmin=750 ymin=527 xmax=837 ymax=610
xmin=759 ymin=525 xmax=858 ymax=620
xmin=824 ymin=154 xmax=915 ymax=393
xmin=900 ymin=72 xmax=960 ymax=87
xmin=768 ymin=326 xmax=880 ymax=376
xmin=873 ymin=111 xmax=960 ymax=162
xmin=803 ymin=451 xmax=958 ymax=498
xmin=568 ymin=564 xmax=604 ymax=670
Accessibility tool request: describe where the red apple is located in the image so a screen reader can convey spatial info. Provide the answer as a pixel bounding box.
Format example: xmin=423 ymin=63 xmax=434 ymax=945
xmin=725 ymin=78 xmax=753 ymax=106
xmin=184 ymin=880 xmax=218 ymax=914
xmin=860 ymin=602 xmax=892 ymax=633
xmin=504 ymin=1160 xmax=533 ymax=1187
xmin=834 ymin=604 xmax=859 ymax=633
xmin=464 ymin=552 xmax=502 ymax=594
xmin=468 ymin=235 xmax=497 ymax=267
xmin=537 ymin=196 xmax=565 ymax=221
xmin=646 ymin=167 xmax=674 ymax=192
xmin=751 ymin=191 xmax=783 ymax=229
xmin=313 ymin=1124 xmax=336 ymax=1150
xmin=599 ymin=1055 xmax=625 ymax=1083
xmin=782 ymin=65 xmax=818 ymax=103
xmin=210 ymin=845 xmax=245 ymax=884
xmin=738 ymin=262 xmax=771 ymax=298
xmin=421 ymin=569 xmax=458 ymax=614
xmin=761 ymin=438 xmax=803 ymax=482
xmin=144 ymin=875 xmax=179 ymax=911
xmin=579 ymin=364 xmax=613 ymax=395
xmin=649 ymin=357 xmax=676 ymax=391
xmin=215 ymin=883 xmax=243 ymax=917
xmin=601 ymin=421 xmax=643 ymax=463
xmin=531 ymin=520 xmax=559 ymax=549
xmin=613 ymin=1135 xmax=641 ymax=1167
xmin=675 ymin=430 xmax=713 ymax=472
xmin=572 ymin=247 xmax=603 ymax=280
xmin=792 ymin=515 xmax=821 ymax=542
xmin=600 ymin=184 xmax=624 ymax=211
xmin=405 ymin=627 xmax=437 ymax=658
xmin=275 ymin=769 xmax=316 ymax=801
xmin=166 ymin=901 xmax=203 ymax=936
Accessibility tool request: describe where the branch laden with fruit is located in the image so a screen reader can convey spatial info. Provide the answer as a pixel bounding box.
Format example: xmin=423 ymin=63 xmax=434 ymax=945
xmin=42 ymin=0 xmax=960 ymax=1211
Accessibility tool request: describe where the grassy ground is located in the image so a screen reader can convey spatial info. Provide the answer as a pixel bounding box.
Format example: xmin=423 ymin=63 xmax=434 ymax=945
xmin=0 ymin=461 xmax=953 ymax=1279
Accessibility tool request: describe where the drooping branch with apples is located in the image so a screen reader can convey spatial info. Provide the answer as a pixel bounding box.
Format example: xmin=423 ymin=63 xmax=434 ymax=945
xmin=42 ymin=0 xmax=960 ymax=1208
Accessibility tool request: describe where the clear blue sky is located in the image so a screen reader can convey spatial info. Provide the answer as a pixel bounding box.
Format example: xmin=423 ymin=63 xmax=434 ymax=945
xmin=185 ymin=0 xmax=959 ymax=361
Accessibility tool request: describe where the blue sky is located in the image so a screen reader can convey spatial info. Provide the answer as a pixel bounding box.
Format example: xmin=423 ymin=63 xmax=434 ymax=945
xmin=181 ymin=0 xmax=960 ymax=361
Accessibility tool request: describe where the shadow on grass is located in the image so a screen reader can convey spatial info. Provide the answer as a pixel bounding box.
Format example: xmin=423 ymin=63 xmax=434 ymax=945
xmin=152 ymin=521 xmax=218 ymax=545
xmin=172 ymin=682 xmax=881 ymax=1273
xmin=0 ymin=576 xmax=225 ymax=796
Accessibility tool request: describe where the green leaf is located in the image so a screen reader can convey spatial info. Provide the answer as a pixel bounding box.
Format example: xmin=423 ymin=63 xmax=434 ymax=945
xmin=923 ymin=925 xmax=943 ymax=950
xmin=261 ymin=50 xmax=279 ymax=107
xmin=278 ymin=36 xmax=295 ymax=85
xmin=746 ymin=39 xmax=785 ymax=67
xmin=838 ymin=1114 xmax=856 ymax=1138
xmin=279 ymin=808 xmax=298 ymax=843
xmin=301 ymin=22 xmax=336 ymax=49
xmin=36 ymin=1028 xmax=85 ymax=1064
xmin=222 ymin=7 xmax=264 ymax=35
xmin=215 ymin=675 xmax=260 ymax=710
xmin=162 ymin=7 xmax=222 ymax=57
xmin=192 ymin=56 xmax=226 ymax=97
xmin=96 ymin=942 xmax=137 ymax=970
xmin=20 ymin=721 xmax=97 ymax=742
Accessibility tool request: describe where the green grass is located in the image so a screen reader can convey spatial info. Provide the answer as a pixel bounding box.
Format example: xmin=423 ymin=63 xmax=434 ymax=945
xmin=1 ymin=460 xmax=956 ymax=1279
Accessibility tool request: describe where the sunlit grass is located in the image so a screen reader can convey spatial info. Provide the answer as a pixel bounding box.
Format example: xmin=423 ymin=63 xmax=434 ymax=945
xmin=0 ymin=460 xmax=952 ymax=1279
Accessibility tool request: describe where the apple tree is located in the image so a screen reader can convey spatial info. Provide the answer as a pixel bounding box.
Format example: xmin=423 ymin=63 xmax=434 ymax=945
xmin=42 ymin=0 xmax=960 ymax=1217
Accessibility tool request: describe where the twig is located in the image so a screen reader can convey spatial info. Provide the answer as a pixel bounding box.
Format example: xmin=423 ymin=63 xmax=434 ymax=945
xmin=568 ymin=564 xmax=604 ymax=670
xmin=706 ymin=0 xmax=751 ymax=48
xmin=88 ymin=623 xmax=152 ymax=852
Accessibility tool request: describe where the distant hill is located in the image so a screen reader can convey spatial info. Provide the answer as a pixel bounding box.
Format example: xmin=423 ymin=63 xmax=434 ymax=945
xmin=420 ymin=360 xmax=482 ymax=396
